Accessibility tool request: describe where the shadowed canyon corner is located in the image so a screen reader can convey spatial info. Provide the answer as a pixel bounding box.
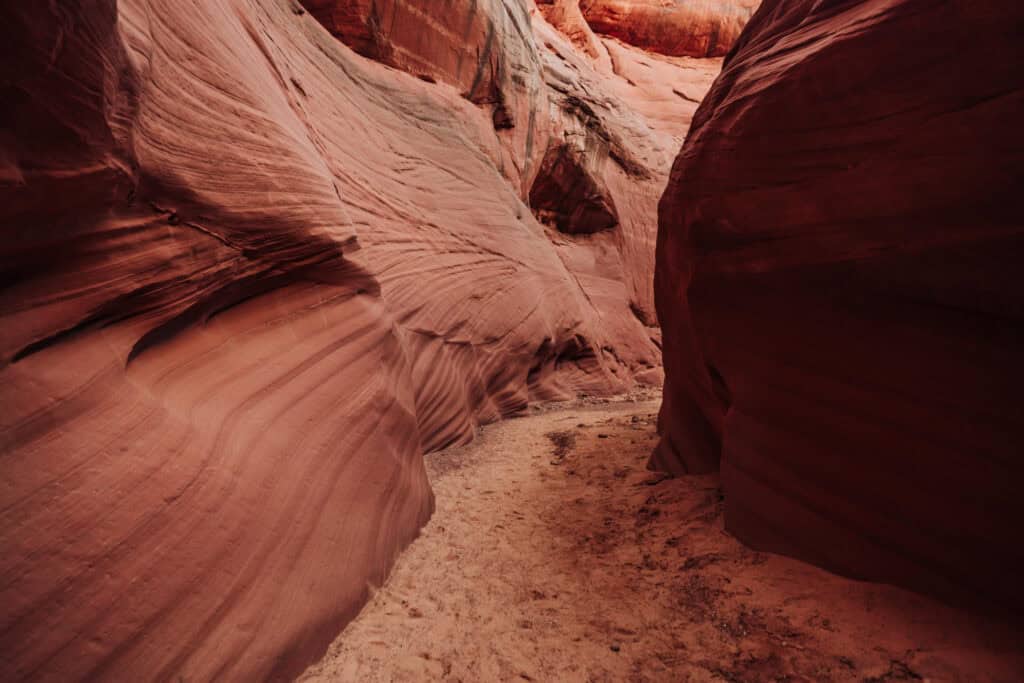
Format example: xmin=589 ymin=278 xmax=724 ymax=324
xmin=1 ymin=1 xmax=1021 ymax=681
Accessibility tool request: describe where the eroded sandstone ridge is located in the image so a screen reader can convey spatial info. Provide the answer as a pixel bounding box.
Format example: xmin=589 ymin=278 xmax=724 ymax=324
xmin=655 ymin=0 xmax=1024 ymax=610
xmin=1 ymin=0 xmax=746 ymax=679
xmin=579 ymin=0 xmax=759 ymax=57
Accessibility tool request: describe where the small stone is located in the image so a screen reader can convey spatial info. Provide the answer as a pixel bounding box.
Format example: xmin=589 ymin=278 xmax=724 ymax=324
xmin=610 ymin=643 xmax=621 ymax=652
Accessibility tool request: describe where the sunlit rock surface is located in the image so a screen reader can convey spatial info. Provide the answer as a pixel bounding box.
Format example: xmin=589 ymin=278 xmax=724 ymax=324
xmin=579 ymin=0 xmax=758 ymax=57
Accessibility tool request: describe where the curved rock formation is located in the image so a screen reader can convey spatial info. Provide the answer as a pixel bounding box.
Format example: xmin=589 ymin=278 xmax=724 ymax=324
xmin=300 ymin=0 xmax=548 ymax=196
xmin=536 ymin=0 xmax=607 ymax=60
xmin=300 ymin=0 xmax=740 ymax=377
xmin=655 ymin=0 xmax=1024 ymax=611
xmin=1 ymin=0 xmax=749 ymax=679
xmin=580 ymin=0 xmax=758 ymax=57
xmin=529 ymin=141 xmax=619 ymax=234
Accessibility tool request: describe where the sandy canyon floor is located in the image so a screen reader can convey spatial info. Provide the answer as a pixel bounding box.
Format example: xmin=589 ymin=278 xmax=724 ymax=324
xmin=300 ymin=394 xmax=1023 ymax=682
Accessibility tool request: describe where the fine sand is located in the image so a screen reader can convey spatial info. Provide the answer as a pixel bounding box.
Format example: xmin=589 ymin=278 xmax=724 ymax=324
xmin=300 ymin=395 xmax=1023 ymax=682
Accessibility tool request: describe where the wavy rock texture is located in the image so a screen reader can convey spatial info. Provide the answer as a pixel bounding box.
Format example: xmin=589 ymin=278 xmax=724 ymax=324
xmin=298 ymin=0 xmax=745 ymax=387
xmin=655 ymin=0 xmax=1024 ymax=611
xmin=530 ymin=3 xmax=732 ymax=385
xmin=0 ymin=0 xmax=745 ymax=680
xmin=300 ymin=0 xmax=548 ymax=196
xmin=579 ymin=0 xmax=759 ymax=57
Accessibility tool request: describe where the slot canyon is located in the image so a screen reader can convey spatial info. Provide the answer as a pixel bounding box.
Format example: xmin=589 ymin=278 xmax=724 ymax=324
xmin=1 ymin=0 xmax=1021 ymax=680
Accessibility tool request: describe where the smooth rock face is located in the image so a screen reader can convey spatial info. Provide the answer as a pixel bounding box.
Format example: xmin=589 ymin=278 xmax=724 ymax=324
xmin=1 ymin=0 xmax=741 ymax=680
xmin=580 ymin=0 xmax=758 ymax=57
xmin=655 ymin=0 xmax=1024 ymax=610
xmin=300 ymin=0 xmax=547 ymax=196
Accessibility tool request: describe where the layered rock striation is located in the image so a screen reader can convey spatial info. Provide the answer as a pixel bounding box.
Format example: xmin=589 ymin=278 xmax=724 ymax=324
xmin=1 ymin=0 xmax=751 ymax=679
xmin=655 ymin=0 xmax=1024 ymax=611
xmin=579 ymin=0 xmax=759 ymax=57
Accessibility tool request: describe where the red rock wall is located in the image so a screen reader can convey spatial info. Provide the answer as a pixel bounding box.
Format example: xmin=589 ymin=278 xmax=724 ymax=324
xmin=1 ymin=0 xmax=742 ymax=679
xmin=655 ymin=0 xmax=1024 ymax=610
xmin=298 ymin=0 xmax=742 ymax=383
xmin=580 ymin=0 xmax=758 ymax=57
xmin=300 ymin=0 xmax=550 ymax=197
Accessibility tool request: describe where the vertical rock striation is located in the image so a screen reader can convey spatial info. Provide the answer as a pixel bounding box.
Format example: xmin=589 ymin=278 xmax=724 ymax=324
xmin=655 ymin=0 xmax=1024 ymax=611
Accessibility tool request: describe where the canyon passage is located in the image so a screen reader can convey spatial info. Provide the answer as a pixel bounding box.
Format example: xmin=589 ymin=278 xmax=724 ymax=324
xmin=2 ymin=0 xmax=1023 ymax=681
xmin=301 ymin=393 xmax=1023 ymax=681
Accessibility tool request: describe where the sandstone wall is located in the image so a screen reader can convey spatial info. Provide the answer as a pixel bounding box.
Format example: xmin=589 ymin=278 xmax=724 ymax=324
xmin=655 ymin=0 xmax=1024 ymax=610
xmin=0 ymin=0 xmax=752 ymax=678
